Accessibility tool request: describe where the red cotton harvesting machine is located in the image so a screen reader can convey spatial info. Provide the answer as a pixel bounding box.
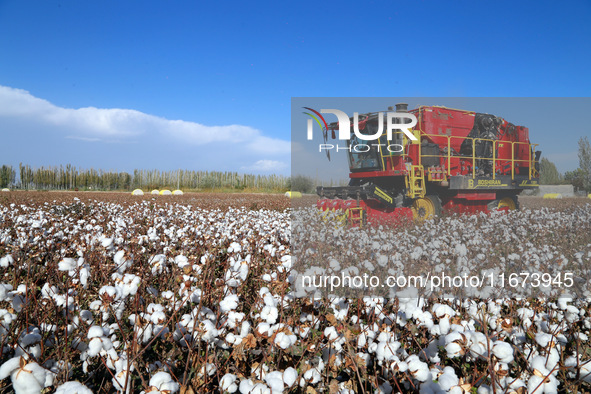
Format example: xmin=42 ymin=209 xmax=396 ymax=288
xmin=316 ymin=104 xmax=541 ymax=226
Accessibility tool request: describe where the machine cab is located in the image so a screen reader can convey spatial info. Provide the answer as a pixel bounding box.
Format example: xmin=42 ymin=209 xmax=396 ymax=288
xmin=348 ymin=134 xmax=381 ymax=171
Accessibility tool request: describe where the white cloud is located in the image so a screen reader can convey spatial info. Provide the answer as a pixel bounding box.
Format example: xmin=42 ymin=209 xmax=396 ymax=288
xmin=0 ymin=85 xmax=291 ymax=174
xmin=0 ymin=85 xmax=290 ymax=149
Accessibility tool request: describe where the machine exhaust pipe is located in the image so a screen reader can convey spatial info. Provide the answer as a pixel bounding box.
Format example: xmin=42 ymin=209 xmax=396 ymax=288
xmin=395 ymin=103 xmax=408 ymax=112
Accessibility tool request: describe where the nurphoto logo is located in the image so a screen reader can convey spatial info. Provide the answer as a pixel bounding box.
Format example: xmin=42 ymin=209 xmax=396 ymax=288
xmin=303 ymin=107 xmax=418 ymax=154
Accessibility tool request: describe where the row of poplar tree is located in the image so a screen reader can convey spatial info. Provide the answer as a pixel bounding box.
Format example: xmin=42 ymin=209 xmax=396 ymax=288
xmin=0 ymin=163 xmax=289 ymax=192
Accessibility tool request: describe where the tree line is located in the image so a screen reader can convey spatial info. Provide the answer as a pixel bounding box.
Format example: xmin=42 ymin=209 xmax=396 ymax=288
xmin=540 ymin=136 xmax=591 ymax=191
xmin=0 ymin=163 xmax=289 ymax=192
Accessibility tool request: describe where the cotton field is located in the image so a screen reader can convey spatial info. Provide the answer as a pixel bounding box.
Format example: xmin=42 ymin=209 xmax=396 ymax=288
xmin=1 ymin=193 xmax=591 ymax=393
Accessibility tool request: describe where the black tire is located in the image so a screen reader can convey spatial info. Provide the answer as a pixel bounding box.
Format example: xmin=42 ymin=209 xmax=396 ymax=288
xmin=426 ymin=195 xmax=443 ymax=216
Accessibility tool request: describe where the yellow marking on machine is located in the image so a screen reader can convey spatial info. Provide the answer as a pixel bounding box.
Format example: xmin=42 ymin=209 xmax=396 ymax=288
xmin=373 ymin=186 xmax=393 ymax=204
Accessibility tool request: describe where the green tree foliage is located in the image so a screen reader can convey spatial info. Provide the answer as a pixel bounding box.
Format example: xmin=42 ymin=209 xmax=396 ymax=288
xmin=539 ymin=157 xmax=562 ymax=185
xmin=579 ymin=136 xmax=591 ymax=191
xmin=288 ymin=175 xmax=315 ymax=193
xmin=0 ymin=165 xmax=16 ymax=188
xmin=4 ymin=164 xmax=289 ymax=192
xmin=564 ymin=168 xmax=586 ymax=191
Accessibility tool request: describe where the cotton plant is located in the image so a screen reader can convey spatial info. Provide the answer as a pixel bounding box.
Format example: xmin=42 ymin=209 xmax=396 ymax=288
xmin=0 ymin=356 xmax=50 ymax=394
xmin=1 ymin=195 xmax=591 ymax=392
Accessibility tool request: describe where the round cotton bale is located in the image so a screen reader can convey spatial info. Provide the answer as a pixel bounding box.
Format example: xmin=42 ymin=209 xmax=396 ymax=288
xmin=285 ymin=191 xmax=302 ymax=198
xmin=172 ymin=190 xmax=184 ymax=195
xmin=1 ymin=188 xmax=9 ymax=192
xmin=160 ymin=189 xmax=172 ymax=196
xmin=131 ymin=189 xmax=144 ymax=196
xmin=588 ymin=194 xmax=591 ymax=199
xmin=543 ymin=193 xmax=562 ymax=199
xmin=151 ymin=190 xmax=160 ymax=195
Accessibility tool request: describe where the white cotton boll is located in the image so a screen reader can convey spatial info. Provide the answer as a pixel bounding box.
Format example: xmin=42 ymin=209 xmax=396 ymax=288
xmin=101 ymin=237 xmax=113 ymax=249
xmin=263 ymin=293 xmax=276 ymax=307
xmin=14 ymin=365 xmax=46 ymax=393
xmin=535 ymin=333 xmax=555 ymax=348
xmin=19 ymin=330 xmax=42 ymax=347
xmin=150 ymin=311 xmax=166 ymax=325
xmin=58 ymin=258 xmax=77 ymax=272
xmin=220 ymin=294 xmax=239 ymax=313
xmin=12 ymin=292 xmax=26 ymax=312
xmin=149 ymin=371 xmax=179 ymax=393
xmin=264 ymin=371 xmax=284 ymax=392
xmin=0 ymin=255 xmax=14 ymax=268
xmin=240 ymin=321 xmax=251 ymax=337
xmin=112 ymin=370 xmax=131 ymax=392
xmin=565 ymin=305 xmax=580 ymax=323
xmin=439 ymin=317 xmax=451 ymax=335
xmin=257 ymin=323 xmax=271 ymax=336
xmin=323 ymin=326 xmax=339 ymax=341
xmin=438 ymin=366 xmax=459 ymax=391
xmin=200 ymin=363 xmax=217 ymax=377
xmin=79 ymin=267 xmax=90 ymax=288
xmin=250 ymin=383 xmax=270 ymax=394
xmin=99 ymin=285 xmax=121 ymax=301
xmin=557 ymin=297 xmax=572 ymax=310
xmin=357 ymin=332 xmax=367 ymax=348
xmin=302 ymin=368 xmax=321 ymax=385
xmin=376 ymin=341 xmax=401 ymax=363
xmin=199 ymin=320 xmax=219 ymax=342
xmin=274 ymin=332 xmax=296 ymax=350
xmin=239 ymin=378 xmax=255 ymax=393
xmin=407 ymin=357 xmax=430 ymax=382
xmin=87 ymin=337 xmax=104 ymax=357
xmin=225 ymin=333 xmax=239 ymax=345
xmin=377 ymin=381 xmax=393 ymax=394
xmin=577 ymin=360 xmax=591 ymax=383
xmin=506 ymin=378 xmax=526 ymax=392
xmin=298 ymin=326 xmax=310 ymax=339
xmin=238 ymin=263 xmax=249 ymax=281
xmin=446 ymin=342 xmax=463 ymax=358
xmin=88 ymin=325 xmax=105 ymax=339
xmin=55 ymin=381 xmax=93 ymax=394
xmin=545 ymin=348 xmax=560 ymax=372
xmin=492 ymin=341 xmax=514 ymax=363
xmin=527 ymin=374 xmax=558 ymax=393
xmin=0 ymin=357 xmax=21 ymax=380
xmin=225 ymin=311 xmax=245 ymax=329
xmin=282 ymin=367 xmax=297 ymax=387
xmin=174 ymin=255 xmax=190 ymax=269
xmin=0 ymin=284 xmax=13 ymax=302
xmin=261 ymin=305 xmax=278 ymax=324
xmin=531 ymin=355 xmax=551 ymax=377
xmin=221 ymin=373 xmax=238 ymax=392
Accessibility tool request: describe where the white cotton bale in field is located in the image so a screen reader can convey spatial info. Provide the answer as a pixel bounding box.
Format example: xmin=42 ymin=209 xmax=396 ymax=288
xmin=151 ymin=190 xmax=160 ymax=195
xmin=543 ymin=193 xmax=562 ymax=199
xmin=131 ymin=189 xmax=144 ymax=196
xmin=1 ymin=188 xmax=9 ymax=192
xmin=160 ymin=189 xmax=172 ymax=196
xmin=173 ymin=190 xmax=184 ymax=195
xmin=285 ymin=191 xmax=302 ymax=198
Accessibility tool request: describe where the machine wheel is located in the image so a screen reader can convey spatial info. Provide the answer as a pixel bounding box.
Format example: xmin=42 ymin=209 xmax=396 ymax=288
xmin=411 ymin=195 xmax=442 ymax=220
xmin=488 ymin=195 xmax=519 ymax=212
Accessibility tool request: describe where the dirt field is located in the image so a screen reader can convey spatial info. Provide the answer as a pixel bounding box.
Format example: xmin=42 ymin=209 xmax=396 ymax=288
xmin=0 ymin=190 xmax=291 ymax=211
xmin=1 ymin=191 xmax=588 ymax=212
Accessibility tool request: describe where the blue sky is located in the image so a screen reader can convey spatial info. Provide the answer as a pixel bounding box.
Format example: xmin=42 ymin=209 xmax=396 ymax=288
xmin=0 ymin=0 xmax=590 ymax=175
